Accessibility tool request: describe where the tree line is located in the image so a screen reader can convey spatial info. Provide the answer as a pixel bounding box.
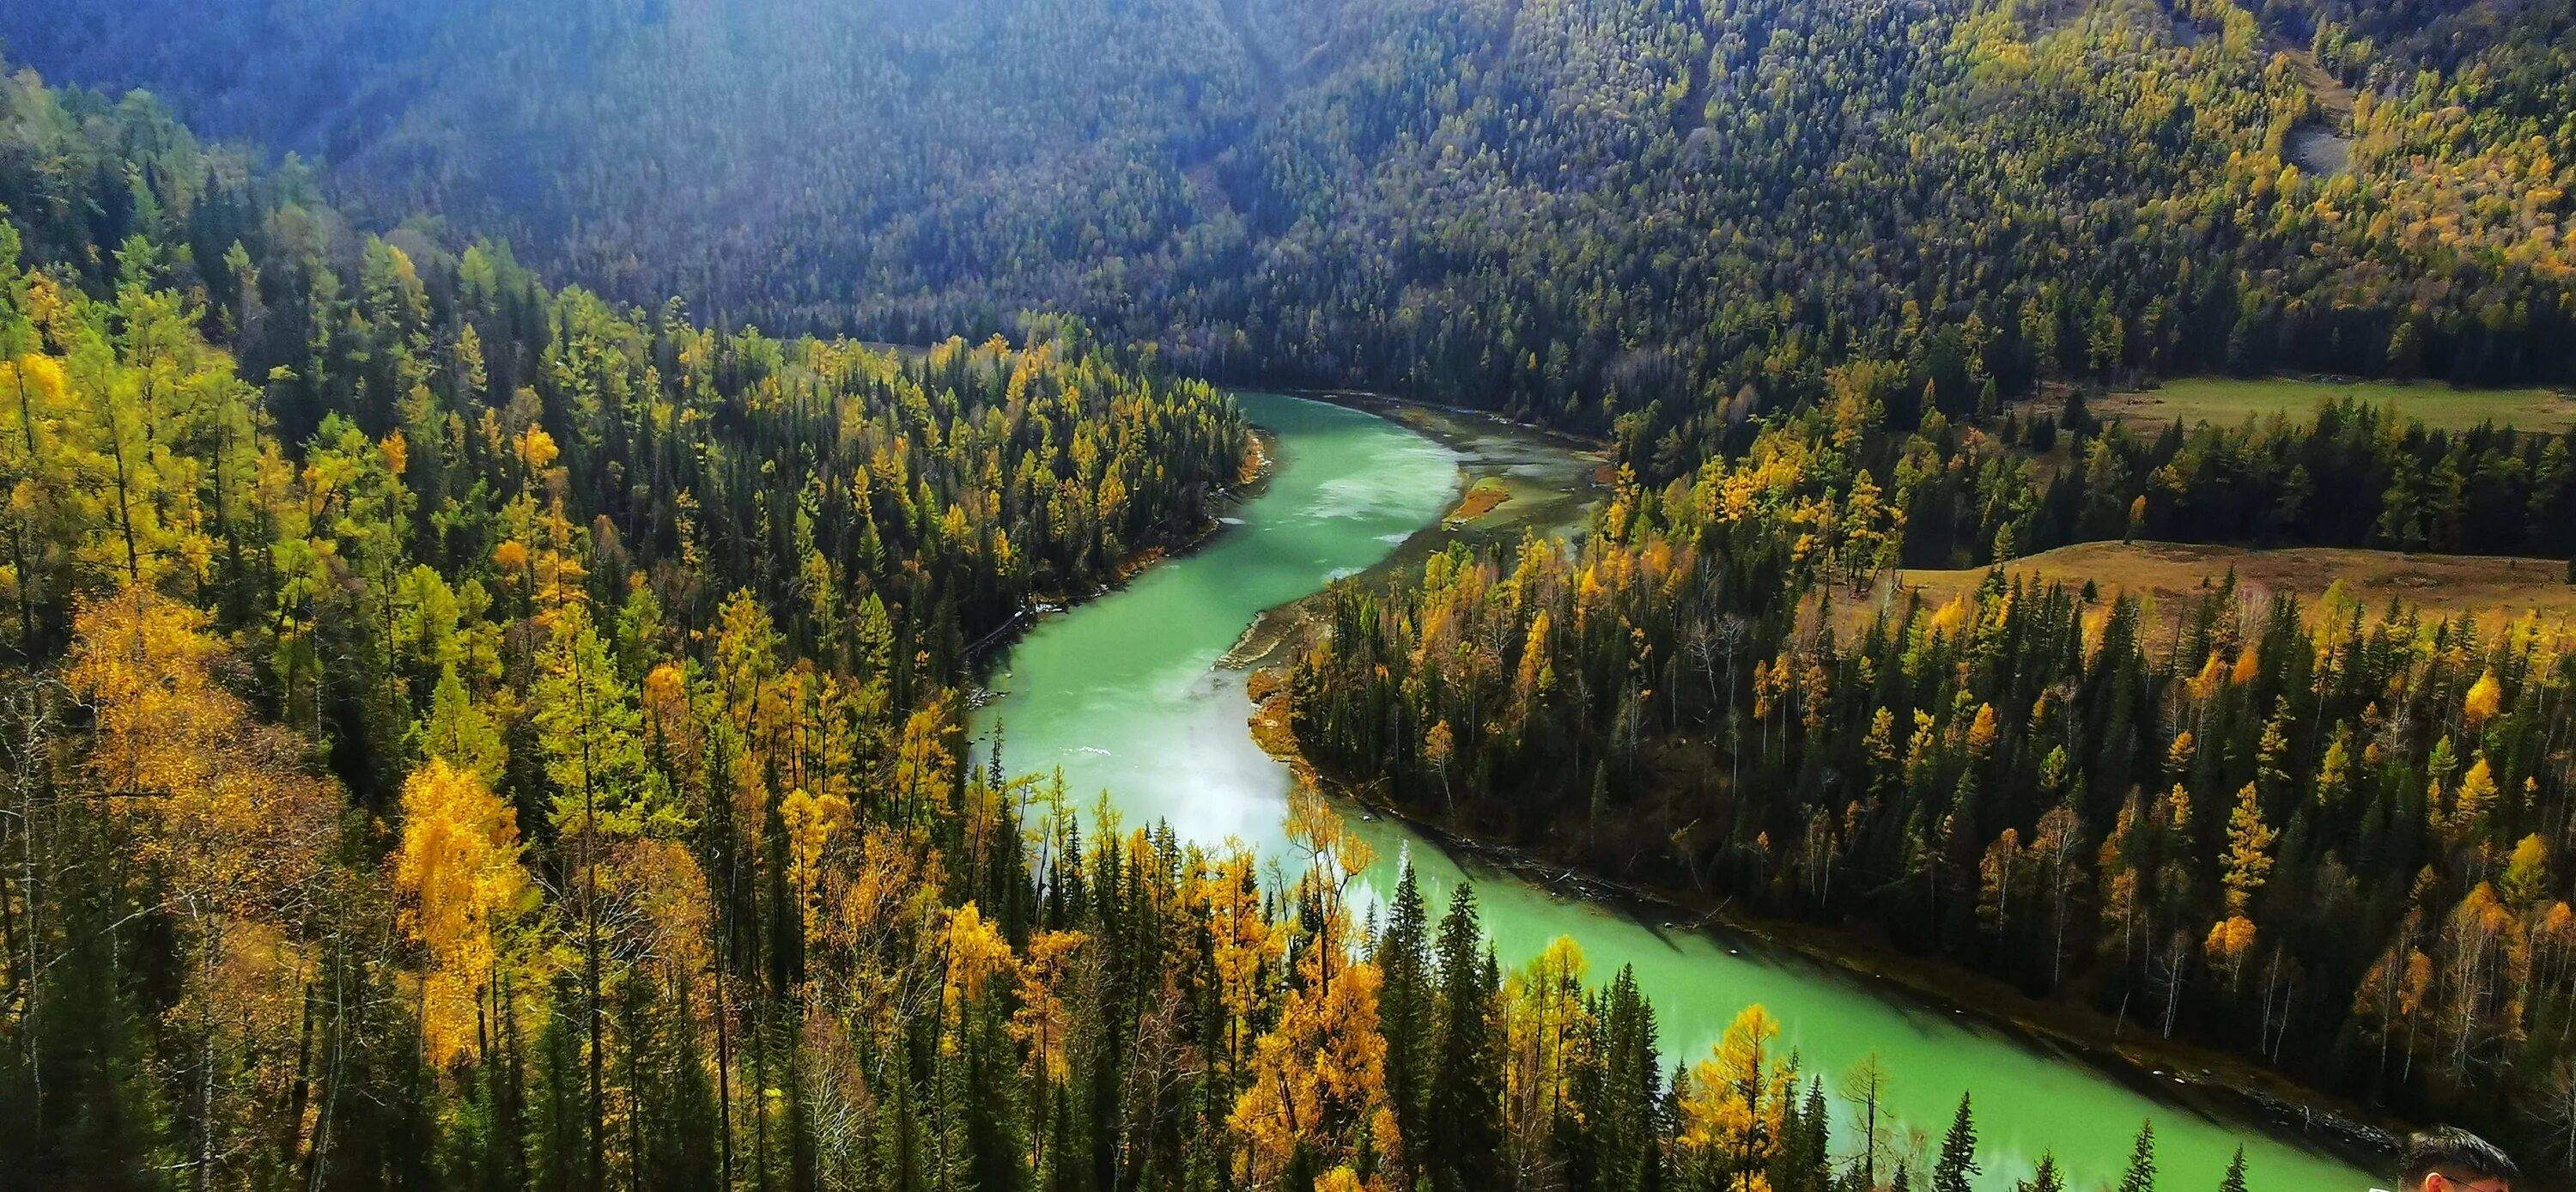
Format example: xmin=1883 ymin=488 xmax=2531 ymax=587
xmin=4 ymin=0 xmax=2573 ymax=473
xmin=1893 ymin=395 xmax=2576 ymax=569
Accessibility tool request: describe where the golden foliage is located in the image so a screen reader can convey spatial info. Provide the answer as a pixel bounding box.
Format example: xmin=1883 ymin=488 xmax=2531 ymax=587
xmin=2464 ymin=668 xmax=2503 ymax=728
xmin=942 ymin=901 xmax=1018 ymax=1021
xmin=392 ymin=758 xmax=529 ymax=1066
xmin=1230 ymin=955 xmax=1400 ymax=1191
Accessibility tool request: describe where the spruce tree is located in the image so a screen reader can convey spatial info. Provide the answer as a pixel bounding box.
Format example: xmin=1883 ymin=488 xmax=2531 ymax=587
xmin=1581 ymin=967 xmax=1661 ymax=1192
xmin=1932 ymin=1092 xmax=1978 ymax=1192
xmin=2117 ymin=1121 xmax=2157 ymax=1192
xmin=533 ymin=986 xmax=592 ymax=1192
xmin=1429 ymin=883 xmax=1503 ymax=1192
xmin=1771 ymin=1076 xmax=1833 ymax=1192
xmin=1375 ymin=862 xmax=1435 ymax=1177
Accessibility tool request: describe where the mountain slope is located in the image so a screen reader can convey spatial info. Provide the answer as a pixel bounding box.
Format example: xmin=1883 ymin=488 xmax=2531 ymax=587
xmin=6 ymin=0 xmax=2572 ymax=451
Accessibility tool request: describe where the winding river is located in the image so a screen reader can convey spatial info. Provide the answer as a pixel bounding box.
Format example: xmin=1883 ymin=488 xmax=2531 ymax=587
xmin=972 ymin=392 xmax=2377 ymax=1192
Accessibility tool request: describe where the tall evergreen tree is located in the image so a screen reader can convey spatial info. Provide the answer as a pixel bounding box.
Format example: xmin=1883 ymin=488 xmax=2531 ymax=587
xmin=1932 ymin=1092 xmax=1978 ymax=1192
xmin=2216 ymin=1146 xmax=2247 ymax=1192
xmin=1375 ymin=861 xmax=1435 ymax=1180
xmin=2117 ymin=1121 xmax=2158 ymax=1192
xmin=1429 ymin=883 xmax=1504 ymax=1192
xmin=2018 ymin=1152 xmax=2066 ymax=1192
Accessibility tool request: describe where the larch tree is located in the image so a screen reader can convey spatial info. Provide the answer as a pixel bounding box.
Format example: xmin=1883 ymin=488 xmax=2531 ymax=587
xmin=530 ymin=599 xmax=650 ymax=1192
xmin=392 ymin=757 xmax=531 ymax=1067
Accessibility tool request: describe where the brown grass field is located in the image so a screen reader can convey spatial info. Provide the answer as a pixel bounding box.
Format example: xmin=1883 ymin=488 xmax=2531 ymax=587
xmin=1849 ymin=541 xmax=2576 ymax=638
xmin=1443 ymin=477 xmax=1512 ymax=526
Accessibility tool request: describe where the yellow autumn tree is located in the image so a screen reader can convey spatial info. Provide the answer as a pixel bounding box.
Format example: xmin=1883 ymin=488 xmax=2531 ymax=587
xmin=68 ymin=587 xmax=340 ymax=1171
xmin=71 ymin=584 xmax=338 ymax=925
xmin=2220 ymin=782 xmax=2275 ymax=915
xmin=1230 ymin=949 xmax=1400 ymax=1190
xmin=780 ymin=785 xmax=854 ymax=948
xmin=1678 ymin=1004 xmax=1783 ymax=1191
xmin=1285 ymin=781 xmax=1376 ymax=971
xmin=893 ymin=696 xmax=959 ymax=822
xmin=1964 ymin=702 xmax=1999 ymax=757
xmin=941 ymin=901 xmax=1019 ymax=1031
xmin=605 ymin=836 xmax=713 ymax=994
xmin=1200 ymin=848 xmax=1283 ymax=1082
xmin=2502 ymin=836 xmax=2552 ymax=909
xmin=1504 ymin=936 xmax=1595 ymax=1174
xmin=392 ymin=758 xmax=531 ymax=1067
xmin=2204 ymin=915 xmax=2259 ymax=990
xmin=1012 ymin=927 xmax=1089 ymax=1171
xmin=2446 ymin=757 xmax=2500 ymax=843
xmin=2464 ymin=668 xmax=2503 ymax=728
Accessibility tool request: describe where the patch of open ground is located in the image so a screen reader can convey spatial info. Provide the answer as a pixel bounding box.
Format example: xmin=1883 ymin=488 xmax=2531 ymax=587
xmin=1850 ymin=541 xmax=2576 ymax=636
xmin=1443 ymin=476 xmax=1511 ymax=526
xmin=2096 ymin=376 xmax=2576 ymax=432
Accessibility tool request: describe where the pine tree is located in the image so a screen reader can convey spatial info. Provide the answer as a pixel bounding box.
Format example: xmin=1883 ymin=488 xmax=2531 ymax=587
xmin=1376 ymin=862 xmax=1435 ymax=1177
xmin=1787 ymin=1079 xmax=1832 ymax=1192
xmin=1932 ymin=1092 xmax=1978 ymax=1192
xmin=532 ymin=984 xmax=593 ymax=1192
xmin=1580 ymin=967 xmax=1661 ymax=1192
xmin=2216 ymin=1146 xmax=2246 ymax=1192
xmin=1430 ymin=884 xmax=1504 ymax=1192
xmin=2117 ymin=1121 xmax=2156 ymax=1192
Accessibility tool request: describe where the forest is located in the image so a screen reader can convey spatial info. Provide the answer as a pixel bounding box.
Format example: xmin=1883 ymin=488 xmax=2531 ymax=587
xmin=3 ymin=0 xmax=2575 ymax=1185
xmin=0 ymin=56 xmax=2186 ymax=1192
xmin=1285 ymin=388 xmax=2576 ymax=1170
xmin=8 ymin=0 xmax=2576 ymax=465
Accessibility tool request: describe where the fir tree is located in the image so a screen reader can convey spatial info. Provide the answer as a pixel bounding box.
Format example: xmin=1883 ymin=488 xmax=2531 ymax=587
xmin=1932 ymin=1092 xmax=1978 ymax=1192
xmin=1430 ymin=884 xmax=1504 ymax=1192
xmin=1376 ymin=861 xmax=1436 ymax=1178
xmin=2117 ymin=1121 xmax=2157 ymax=1192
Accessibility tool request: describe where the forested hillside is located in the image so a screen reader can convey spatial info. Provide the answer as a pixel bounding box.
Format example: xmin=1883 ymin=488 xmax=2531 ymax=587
xmin=0 ymin=61 xmax=2184 ymax=1192
xmin=8 ymin=0 xmax=2573 ymax=461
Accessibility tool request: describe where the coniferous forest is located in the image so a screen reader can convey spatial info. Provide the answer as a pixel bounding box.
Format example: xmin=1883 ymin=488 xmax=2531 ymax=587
xmin=4 ymin=0 xmax=2576 ymax=1188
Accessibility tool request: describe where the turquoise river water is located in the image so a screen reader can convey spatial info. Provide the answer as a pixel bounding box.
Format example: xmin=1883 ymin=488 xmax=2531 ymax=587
xmin=971 ymin=392 xmax=2380 ymax=1192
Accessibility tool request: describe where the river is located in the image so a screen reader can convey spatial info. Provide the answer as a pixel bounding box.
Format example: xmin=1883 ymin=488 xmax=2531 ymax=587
xmin=970 ymin=392 xmax=2379 ymax=1192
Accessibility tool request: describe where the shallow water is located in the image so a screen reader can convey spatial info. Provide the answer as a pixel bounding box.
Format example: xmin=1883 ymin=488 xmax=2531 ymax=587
xmin=973 ymin=392 xmax=2379 ymax=1192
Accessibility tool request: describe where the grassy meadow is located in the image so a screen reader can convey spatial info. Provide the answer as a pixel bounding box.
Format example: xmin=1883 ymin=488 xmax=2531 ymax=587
xmin=2095 ymin=376 xmax=2576 ymax=432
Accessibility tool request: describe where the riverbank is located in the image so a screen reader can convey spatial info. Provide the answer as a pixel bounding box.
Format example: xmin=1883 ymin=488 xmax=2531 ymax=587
xmin=1289 ymin=388 xmax=1609 ymax=548
xmin=968 ymin=423 xmax=1276 ymax=673
xmin=1220 ymin=389 xmax=1609 ymax=672
xmin=980 ymin=390 xmax=2380 ymax=1189
xmin=1220 ymin=393 xmax=2402 ymax=1175
xmin=1243 ymin=678 xmax=2399 ymax=1169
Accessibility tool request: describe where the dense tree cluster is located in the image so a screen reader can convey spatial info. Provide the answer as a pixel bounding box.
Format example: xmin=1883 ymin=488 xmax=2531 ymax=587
xmin=1897 ymin=396 xmax=2576 ymax=569
xmin=1288 ymin=394 xmax=2576 ymax=1168
xmin=0 ymin=65 xmax=1248 ymax=755
xmin=5 ymin=0 xmax=2573 ymax=468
